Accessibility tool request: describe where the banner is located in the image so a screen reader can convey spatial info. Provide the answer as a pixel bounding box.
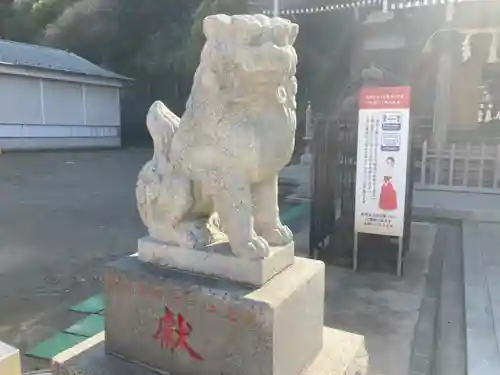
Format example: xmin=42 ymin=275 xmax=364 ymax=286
xmin=354 ymin=86 xmax=411 ymax=237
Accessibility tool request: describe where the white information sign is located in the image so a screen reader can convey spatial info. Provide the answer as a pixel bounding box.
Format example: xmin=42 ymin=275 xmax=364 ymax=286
xmin=354 ymin=86 xmax=411 ymax=237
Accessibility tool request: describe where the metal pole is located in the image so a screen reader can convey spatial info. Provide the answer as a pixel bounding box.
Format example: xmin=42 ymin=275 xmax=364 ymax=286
xmin=273 ymin=0 xmax=279 ymax=17
xmin=397 ymin=236 xmax=403 ymax=277
xmin=382 ymin=0 xmax=388 ymax=13
xmin=353 ymin=232 xmax=358 ymax=272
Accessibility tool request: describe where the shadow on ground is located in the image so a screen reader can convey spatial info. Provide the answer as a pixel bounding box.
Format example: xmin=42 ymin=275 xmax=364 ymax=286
xmin=322 ymin=222 xmax=437 ymax=375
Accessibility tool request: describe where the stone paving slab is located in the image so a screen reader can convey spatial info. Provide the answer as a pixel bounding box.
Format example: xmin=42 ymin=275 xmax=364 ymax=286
xmin=324 ymin=222 xmax=437 ymax=375
xmin=413 ymin=190 xmax=500 ymax=222
xmin=434 ymin=223 xmax=466 ymax=375
xmin=462 ymin=221 xmax=500 ymax=375
xmin=408 ymin=223 xmax=449 ymax=375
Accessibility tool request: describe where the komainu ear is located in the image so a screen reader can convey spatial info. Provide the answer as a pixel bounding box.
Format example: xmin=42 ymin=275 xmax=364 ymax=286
xmin=203 ymin=14 xmax=232 ymax=41
xmin=289 ymin=23 xmax=299 ymax=46
xmin=271 ymin=18 xmax=290 ymax=47
xmin=254 ymin=14 xmax=271 ymax=27
xmin=254 ymin=14 xmax=272 ymax=44
xmin=232 ymin=15 xmax=263 ymax=45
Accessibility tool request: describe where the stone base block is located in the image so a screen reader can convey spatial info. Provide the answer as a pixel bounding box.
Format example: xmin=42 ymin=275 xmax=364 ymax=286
xmin=0 ymin=341 xmax=21 ymax=375
xmin=53 ymin=328 xmax=367 ymax=375
xmin=104 ymin=256 xmax=324 ymax=375
xmin=138 ymin=236 xmax=295 ymax=286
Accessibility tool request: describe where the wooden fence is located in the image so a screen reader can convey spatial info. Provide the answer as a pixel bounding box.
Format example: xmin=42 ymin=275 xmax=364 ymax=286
xmin=415 ymin=141 xmax=500 ymax=192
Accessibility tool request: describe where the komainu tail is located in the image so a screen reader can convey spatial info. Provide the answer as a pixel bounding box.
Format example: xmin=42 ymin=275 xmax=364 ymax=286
xmin=146 ymin=101 xmax=181 ymax=157
xmin=136 ymin=101 xmax=182 ymax=228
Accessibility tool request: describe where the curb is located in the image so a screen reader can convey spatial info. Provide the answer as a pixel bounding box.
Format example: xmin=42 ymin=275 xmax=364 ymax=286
xmin=408 ymin=222 xmax=444 ymax=375
xmin=412 ymin=205 xmax=500 ymax=223
xmin=51 ymin=332 xmax=105 ymax=375
xmin=462 ymin=222 xmax=500 ymax=375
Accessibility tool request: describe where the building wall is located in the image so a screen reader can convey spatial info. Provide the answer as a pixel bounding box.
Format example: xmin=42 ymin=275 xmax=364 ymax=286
xmin=0 ymin=73 xmax=121 ymax=150
xmin=0 ymin=74 xmax=42 ymax=125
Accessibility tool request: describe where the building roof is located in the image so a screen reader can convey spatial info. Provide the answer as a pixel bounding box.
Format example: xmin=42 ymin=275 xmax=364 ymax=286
xmin=0 ymin=39 xmax=130 ymax=82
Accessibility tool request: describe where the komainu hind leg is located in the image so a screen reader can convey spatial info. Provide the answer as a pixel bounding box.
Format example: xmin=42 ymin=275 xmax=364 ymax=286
xmin=148 ymin=168 xmax=212 ymax=249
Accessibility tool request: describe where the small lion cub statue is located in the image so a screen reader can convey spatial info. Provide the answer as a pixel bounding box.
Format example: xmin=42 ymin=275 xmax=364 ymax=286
xmin=136 ymin=14 xmax=299 ymax=260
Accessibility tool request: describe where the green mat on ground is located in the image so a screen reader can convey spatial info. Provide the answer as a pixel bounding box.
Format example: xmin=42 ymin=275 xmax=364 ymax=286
xmin=26 ymin=332 xmax=86 ymax=360
xmin=69 ymin=294 xmax=104 ymax=314
xmin=281 ymin=202 xmax=309 ymax=226
xmin=64 ymin=314 xmax=104 ymax=338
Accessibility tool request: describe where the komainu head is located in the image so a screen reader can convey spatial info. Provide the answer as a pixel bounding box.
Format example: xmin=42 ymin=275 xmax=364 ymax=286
xmin=199 ymin=14 xmax=299 ymax=91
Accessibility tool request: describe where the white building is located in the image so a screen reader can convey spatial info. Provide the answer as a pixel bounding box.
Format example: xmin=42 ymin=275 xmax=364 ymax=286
xmin=0 ymin=39 xmax=131 ymax=150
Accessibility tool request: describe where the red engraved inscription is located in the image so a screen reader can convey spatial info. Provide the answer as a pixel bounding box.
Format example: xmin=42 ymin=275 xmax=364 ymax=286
xmin=153 ymin=305 xmax=203 ymax=360
xmin=152 ymin=286 xmax=162 ymax=298
xmin=226 ymin=308 xmax=237 ymax=323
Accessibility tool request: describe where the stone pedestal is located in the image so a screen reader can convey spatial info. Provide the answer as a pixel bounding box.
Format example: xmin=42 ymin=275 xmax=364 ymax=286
xmin=54 ymin=255 xmax=368 ymax=375
xmin=0 ymin=341 xmax=21 ymax=375
xmin=53 ymin=253 xmax=368 ymax=375
xmin=104 ymin=255 xmax=324 ymax=375
xmin=138 ymin=237 xmax=294 ymax=287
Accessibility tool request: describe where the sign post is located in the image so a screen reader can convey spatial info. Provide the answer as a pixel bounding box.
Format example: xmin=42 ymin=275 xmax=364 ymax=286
xmin=273 ymin=0 xmax=280 ymax=16
xmin=353 ymin=86 xmax=412 ymax=276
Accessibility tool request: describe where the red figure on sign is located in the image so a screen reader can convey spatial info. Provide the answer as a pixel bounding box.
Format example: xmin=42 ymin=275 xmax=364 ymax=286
xmin=379 ymin=157 xmax=398 ymax=211
xmin=379 ymin=176 xmax=397 ymax=211
xmin=153 ymin=305 xmax=203 ymax=360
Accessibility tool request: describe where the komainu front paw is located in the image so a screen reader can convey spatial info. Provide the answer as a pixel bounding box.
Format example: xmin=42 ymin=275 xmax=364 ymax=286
xmin=232 ymin=236 xmax=270 ymax=260
xmin=260 ymin=224 xmax=293 ymax=246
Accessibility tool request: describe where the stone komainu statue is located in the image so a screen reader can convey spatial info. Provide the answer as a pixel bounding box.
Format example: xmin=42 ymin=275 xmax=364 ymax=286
xmin=136 ymin=14 xmax=299 ymax=260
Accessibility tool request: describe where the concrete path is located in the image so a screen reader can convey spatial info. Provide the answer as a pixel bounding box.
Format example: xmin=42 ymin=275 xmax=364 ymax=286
xmin=413 ymin=190 xmax=500 ymax=212
xmin=414 ymin=189 xmax=500 ymax=375
xmin=413 ymin=189 xmax=500 ymax=221
xmin=463 ymin=221 xmax=500 ymax=375
xmin=0 ymin=150 xmax=444 ymax=374
xmin=323 ymin=222 xmax=437 ymax=375
xmin=430 ymin=223 xmax=466 ymax=375
xmin=0 ymin=149 xmax=316 ymax=372
xmin=0 ymin=149 xmax=150 ymax=372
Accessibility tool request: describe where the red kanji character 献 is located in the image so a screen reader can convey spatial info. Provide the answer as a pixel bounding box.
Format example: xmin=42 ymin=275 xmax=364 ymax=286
xmin=153 ymin=305 xmax=203 ymax=361
xmin=174 ymin=313 xmax=203 ymax=360
xmin=153 ymin=305 xmax=176 ymax=350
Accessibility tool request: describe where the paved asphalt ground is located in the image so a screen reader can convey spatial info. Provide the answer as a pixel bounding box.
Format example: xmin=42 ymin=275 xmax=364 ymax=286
xmin=0 ymin=149 xmax=309 ymax=372
xmin=0 ymin=149 xmax=151 ymax=371
xmin=0 ymin=149 xmax=440 ymax=375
